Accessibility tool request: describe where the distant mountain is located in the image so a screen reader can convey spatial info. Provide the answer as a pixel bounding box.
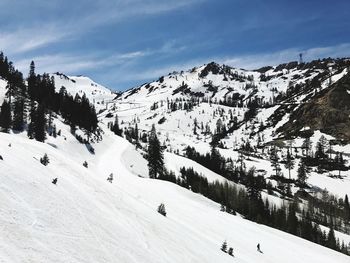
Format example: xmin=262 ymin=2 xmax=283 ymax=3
xmin=1 ymin=54 xmax=350 ymax=262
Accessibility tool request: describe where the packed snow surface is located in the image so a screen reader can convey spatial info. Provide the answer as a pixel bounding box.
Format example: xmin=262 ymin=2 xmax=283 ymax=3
xmin=0 ymin=127 xmax=348 ymax=263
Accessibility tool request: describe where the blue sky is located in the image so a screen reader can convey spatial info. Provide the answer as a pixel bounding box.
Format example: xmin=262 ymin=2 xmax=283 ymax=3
xmin=1 ymin=0 xmax=350 ymax=91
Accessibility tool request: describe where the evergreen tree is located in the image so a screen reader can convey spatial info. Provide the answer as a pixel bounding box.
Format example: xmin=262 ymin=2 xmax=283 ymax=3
xmin=0 ymin=100 xmax=11 ymax=132
xmin=157 ymin=203 xmax=166 ymax=216
xmin=246 ymin=168 xmax=262 ymax=200
xmin=302 ymin=137 xmax=312 ymax=157
xmin=284 ymin=149 xmax=295 ymax=193
xmin=287 ymin=203 xmax=298 ymax=235
xmin=34 ymin=104 xmax=46 ymax=142
xmin=111 ymin=114 xmax=122 ymax=136
xmin=326 ymin=226 xmax=337 ymax=250
xmin=193 ymin=117 xmax=198 ymax=135
xmin=27 ymin=100 xmax=36 ymax=139
xmin=344 ymin=195 xmax=350 ymax=221
xmin=40 ymin=153 xmax=49 ymax=166
xmin=315 ymin=136 xmax=328 ymax=160
xmin=270 ymin=146 xmax=281 ymax=177
xmin=134 ymin=123 xmax=139 ymax=144
xmin=221 ymin=241 xmax=227 ymax=253
xmin=27 ymin=61 xmax=37 ymax=99
xmin=147 ymin=124 xmax=164 ymax=179
xmin=238 ymin=149 xmax=245 ymax=172
xmin=334 ymin=152 xmax=345 ymax=178
xmin=12 ymin=98 xmax=25 ymax=131
xmin=297 ymin=159 xmax=309 ymax=187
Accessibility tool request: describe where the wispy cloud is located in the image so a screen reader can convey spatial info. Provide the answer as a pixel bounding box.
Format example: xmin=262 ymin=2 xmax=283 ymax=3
xmin=14 ymin=40 xmax=187 ymax=75
xmin=98 ymin=43 xmax=350 ymax=90
xmin=0 ymin=25 xmax=69 ymax=55
xmin=0 ymin=0 xmax=202 ymax=55
xmin=221 ymin=43 xmax=350 ymax=69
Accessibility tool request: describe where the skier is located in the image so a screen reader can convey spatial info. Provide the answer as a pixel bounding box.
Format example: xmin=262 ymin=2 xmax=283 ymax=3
xmin=107 ymin=173 xmax=113 ymax=183
xmin=52 ymin=178 xmax=58 ymax=185
xmin=257 ymin=243 xmax=262 ymax=253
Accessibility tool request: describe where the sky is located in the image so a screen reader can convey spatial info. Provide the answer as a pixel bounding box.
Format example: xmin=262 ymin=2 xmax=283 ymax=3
xmin=0 ymin=0 xmax=350 ymax=91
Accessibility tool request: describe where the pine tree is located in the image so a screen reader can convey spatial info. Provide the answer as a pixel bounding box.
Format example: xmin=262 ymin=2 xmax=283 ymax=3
xmin=27 ymin=100 xmax=36 ymax=139
xmin=297 ymin=159 xmax=309 ymax=187
xmin=34 ymin=104 xmax=46 ymax=142
xmin=134 ymin=123 xmax=139 ymax=144
xmin=12 ymin=98 xmax=25 ymax=131
xmin=0 ymin=100 xmax=11 ymax=132
xmin=228 ymin=247 xmax=234 ymax=256
xmin=111 ymin=114 xmax=122 ymax=136
xmin=246 ymin=168 xmax=262 ymax=200
xmin=27 ymin=61 xmax=37 ymax=100
xmin=157 ymin=203 xmax=166 ymax=216
xmin=326 ymin=226 xmax=337 ymax=250
xmin=238 ymin=149 xmax=245 ymax=172
xmin=270 ymin=146 xmax=281 ymax=177
xmin=193 ymin=117 xmax=198 ymax=135
xmin=344 ymin=195 xmax=350 ymax=221
xmin=147 ymin=124 xmax=164 ymax=179
xmin=287 ymin=203 xmax=298 ymax=235
xmin=302 ymin=137 xmax=312 ymax=157
xmin=284 ymin=149 xmax=295 ymax=193
xmin=40 ymin=153 xmax=49 ymax=166
xmin=221 ymin=241 xmax=227 ymax=253
xmin=315 ymin=136 xmax=328 ymax=160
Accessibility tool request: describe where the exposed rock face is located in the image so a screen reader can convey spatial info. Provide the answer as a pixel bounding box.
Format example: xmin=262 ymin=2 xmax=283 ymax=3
xmin=279 ymin=72 xmax=350 ymax=141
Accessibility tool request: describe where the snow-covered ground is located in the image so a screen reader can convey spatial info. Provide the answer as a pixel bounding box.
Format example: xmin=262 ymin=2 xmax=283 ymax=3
xmin=51 ymin=73 xmax=116 ymax=112
xmin=0 ymin=125 xmax=349 ymax=263
xmin=1 ymin=59 xmax=350 ymax=262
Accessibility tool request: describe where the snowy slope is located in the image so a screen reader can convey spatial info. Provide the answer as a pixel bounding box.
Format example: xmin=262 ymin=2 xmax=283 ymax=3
xmin=101 ymin=59 xmax=350 ymax=201
xmin=51 ymin=73 xmax=116 ymax=112
xmin=0 ymin=126 xmax=349 ymax=263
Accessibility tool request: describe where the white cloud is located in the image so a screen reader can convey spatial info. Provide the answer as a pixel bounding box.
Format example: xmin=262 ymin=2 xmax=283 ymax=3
xmin=0 ymin=0 xmax=203 ymax=55
xmin=14 ymin=38 xmax=188 ymax=75
xmin=0 ymin=25 xmax=69 ymax=55
xmin=99 ymin=43 xmax=350 ymax=89
xmin=221 ymin=43 xmax=350 ymax=70
xmin=14 ymin=42 xmax=350 ymax=91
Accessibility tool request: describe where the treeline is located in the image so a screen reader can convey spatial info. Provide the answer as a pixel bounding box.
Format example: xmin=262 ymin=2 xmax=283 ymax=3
xmin=184 ymin=144 xmax=350 ymax=232
xmin=138 ymin=123 xmax=350 ymax=255
xmin=0 ymin=53 xmax=98 ymax=141
xmin=161 ymin=166 xmax=350 ymax=255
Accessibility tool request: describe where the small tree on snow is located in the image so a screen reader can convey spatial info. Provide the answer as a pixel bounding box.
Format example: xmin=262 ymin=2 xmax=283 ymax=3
xmin=40 ymin=153 xmax=50 ymax=166
xmin=83 ymin=161 xmax=88 ymax=168
xmin=147 ymin=124 xmax=165 ymax=179
xmin=297 ymin=159 xmax=309 ymax=186
xmin=220 ymin=203 xmax=226 ymax=212
xmin=157 ymin=203 xmax=167 ymax=216
xmin=221 ymin=240 xmax=227 ymax=253
xmin=228 ymin=247 xmax=234 ymax=257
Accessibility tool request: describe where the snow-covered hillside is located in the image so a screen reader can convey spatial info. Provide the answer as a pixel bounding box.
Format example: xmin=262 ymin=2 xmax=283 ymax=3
xmin=1 ymin=57 xmax=350 ymax=262
xmin=102 ymin=59 xmax=350 ymax=200
xmin=0 ymin=125 xmax=349 ymax=263
xmin=51 ymin=73 xmax=116 ymax=112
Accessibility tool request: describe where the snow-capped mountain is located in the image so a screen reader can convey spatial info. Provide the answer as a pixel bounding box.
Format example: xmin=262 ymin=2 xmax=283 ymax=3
xmin=51 ymin=72 xmax=117 ymax=111
xmin=102 ymin=58 xmax=350 ymax=197
xmin=1 ymin=56 xmax=350 ymax=262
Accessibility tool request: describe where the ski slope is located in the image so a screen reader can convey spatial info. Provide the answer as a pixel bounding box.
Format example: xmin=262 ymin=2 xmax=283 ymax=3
xmin=0 ymin=126 xmax=348 ymax=263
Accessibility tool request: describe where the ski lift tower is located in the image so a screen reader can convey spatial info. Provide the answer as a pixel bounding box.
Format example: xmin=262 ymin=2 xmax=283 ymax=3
xmin=299 ymin=53 xmax=303 ymax=64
